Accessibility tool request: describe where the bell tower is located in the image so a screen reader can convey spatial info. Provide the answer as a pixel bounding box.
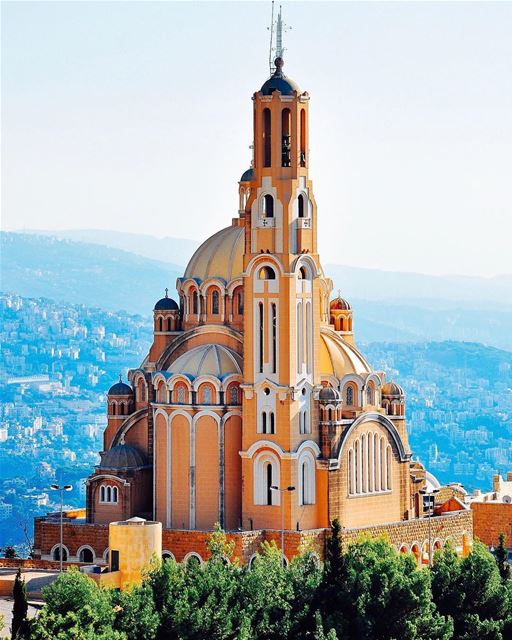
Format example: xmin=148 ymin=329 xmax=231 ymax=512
xmin=240 ymin=9 xmax=330 ymax=533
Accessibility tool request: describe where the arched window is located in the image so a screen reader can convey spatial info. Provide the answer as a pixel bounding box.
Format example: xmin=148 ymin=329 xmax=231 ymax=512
xmin=167 ymin=317 xmax=172 ymax=331
xmin=259 ymin=265 xmax=276 ymax=279
xmin=298 ymin=194 xmax=305 ymax=218
xmin=254 ymin=452 xmax=280 ymax=505
xmin=281 ymin=108 xmax=291 ymax=167
xmin=386 ymin=445 xmax=392 ymax=490
xmin=270 ymin=412 xmax=275 ymax=434
xmin=346 ymin=385 xmax=354 ymax=406
xmin=258 ymin=302 xmax=264 ymax=373
xmin=111 ymin=402 xmax=116 ymax=416
xmin=366 ymin=384 xmax=373 ymax=405
xmin=297 ymin=302 xmax=303 ymax=373
xmin=100 ymin=486 xmax=105 ymax=502
xmin=354 ymin=439 xmax=360 ymax=493
xmin=229 ymin=385 xmax=239 ymax=405
xmin=237 ymin=289 xmax=244 ymax=315
xmin=300 ymin=108 xmax=306 ymax=167
xmin=306 ymin=302 xmax=312 ymax=374
xmin=211 ymin=290 xmax=219 ymax=315
xmin=299 ymin=452 xmax=316 ymax=505
xmin=348 ymin=449 xmax=354 ymax=494
xmin=176 ymin=385 xmax=186 ymax=404
xmin=79 ymin=547 xmax=94 ymax=563
xmin=53 ymin=546 xmax=67 ymax=562
xmin=202 ymin=386 xmax=212 ymax=405
xmin=263 ymin=194 xmax=274 ymax=218
xmin=266 ymin=463 xmax=273 ymax=505
xmin=192 ymin=291 xmax=198 ymax=315
xmin=263 ymin=108 xmax=271 ymax=167
xmin=158 ymin=317 xmax=163 ymax=331
xmin=107 ymin=486 xmax=112 ymax=502
xmin=112 ymin=487 xmax=118 ymax=503
xmin=271 ymin=303 xmax=277 ymax=374
xmin=261 ymin=412 xmax=267 ymax=434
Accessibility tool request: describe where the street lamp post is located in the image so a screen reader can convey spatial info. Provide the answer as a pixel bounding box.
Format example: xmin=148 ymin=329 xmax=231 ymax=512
xmin=50 ymin=484 xmax=72 ymax=572
xmin=420 ymin=487 xmax=440 ymax=566
xmin=270 ymin=485 xmax=295 ymax=565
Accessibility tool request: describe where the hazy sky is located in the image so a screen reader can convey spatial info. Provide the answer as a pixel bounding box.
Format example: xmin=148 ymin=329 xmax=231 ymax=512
xmin=2 ymin=1 xmax=511 ymax=277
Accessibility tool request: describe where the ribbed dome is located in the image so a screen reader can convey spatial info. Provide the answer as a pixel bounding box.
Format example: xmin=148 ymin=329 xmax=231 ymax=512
xmin=108 ymin=381 xmax=133 ymax=396
xmin=168 ymin=344 xmax=242 ymax=379
xmin=319 ymin=386 xmax=341 ymax=402
xmin=382 ymin=381 xmax=405 ymax=397
xmin=184 ymin=224 xmax=244 ymax=283
xmin=330 ymin=296 xmax=352 ymax=311
xmin=319 ymin=329 xmax=372 ymax=378
xmin=99 ymin=444 xmax=147 ymax=470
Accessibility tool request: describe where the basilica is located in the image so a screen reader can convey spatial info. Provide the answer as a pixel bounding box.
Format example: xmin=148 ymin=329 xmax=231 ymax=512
xmin=35 ymin=48 xmax=472 ymax=566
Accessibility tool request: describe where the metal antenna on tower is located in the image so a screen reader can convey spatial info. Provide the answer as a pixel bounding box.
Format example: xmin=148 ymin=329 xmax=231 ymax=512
xmin=268 ymin=3 xmax=291 ymax=75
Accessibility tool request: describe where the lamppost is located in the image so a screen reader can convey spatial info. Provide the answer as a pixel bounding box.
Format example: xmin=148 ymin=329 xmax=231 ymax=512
xmin=270 ymin=485 xmax=295 ymax=565
xmin=420 ymin=487 xmax=440 ymax=566
xmin=50 ymin=484 xmax=72 ymax=572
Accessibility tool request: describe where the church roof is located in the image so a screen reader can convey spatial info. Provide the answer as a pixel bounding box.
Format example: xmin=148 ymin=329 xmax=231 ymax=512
xmin=382 ymin=381 xmax=405 ymax=397
xmin=99 ymin=444 xmax=148 ymax=470
xmin=240 ymin=168 xmax=254 ymax=182
xmin=319 ymin=329 xmax=372 ymax=378
xmin=260 ymin=58 xmax=300 ymax=96
xmin=183 ymin=224 xmax=244 ymax=283
xmin=108 ymin=380 xmax=133 ymax=396
xmin=168 ymin=344 xmax=242 ymax=379
xmin=154 ymin=295 xmax=179 ymax=311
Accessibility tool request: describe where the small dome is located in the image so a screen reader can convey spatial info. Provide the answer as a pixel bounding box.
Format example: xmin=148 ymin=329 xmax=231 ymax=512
xmin=319 ymin=386 xmax=341 ymax=402
xmin=184 ymin=224 xmax=244 ymax=283
xmin=99 ymin=444 xmax=148 ymax=470
xmin=168 ymin=344 xmax=242 ymax=379
xmin=382 ymin=381 xmax=405 ymax=397
xmin=330 ymin=296 xmax=351 ymax=311
xmin=260 ymin=57 xmax=300 ymax=96
xmin=240 ymin=168 xmax=254 ymax=182
xmin=154 ymin=290 xmax=179 ymax=311
xmin=108 ymin=379 xmax=133 ymax=396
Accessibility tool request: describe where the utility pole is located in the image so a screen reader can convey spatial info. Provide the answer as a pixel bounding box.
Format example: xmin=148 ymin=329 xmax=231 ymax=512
xmin=270 ymin=485 xmax=295 ymax=565
xmin=50 ymin=483 xmax=72 ymax=572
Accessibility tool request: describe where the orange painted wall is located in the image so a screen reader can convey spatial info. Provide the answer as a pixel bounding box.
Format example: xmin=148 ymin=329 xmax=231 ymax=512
xmin=195 ymin=416 xmax=219 ymax=529
xmin=171 ymin=415 xmax=190 ymax=529
xmin=224 ymin=416 xmax=242 ymax=530
xmin=154 ymin=412 xmax=168 ymax=524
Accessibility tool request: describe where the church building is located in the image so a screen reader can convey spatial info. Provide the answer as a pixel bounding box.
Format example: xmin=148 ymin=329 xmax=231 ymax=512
xmin=34 ymin=31 xmax=472 ymax=566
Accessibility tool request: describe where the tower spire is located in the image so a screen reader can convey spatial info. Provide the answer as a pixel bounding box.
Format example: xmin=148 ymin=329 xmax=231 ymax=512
xmin=268 ymin=3 xmax=291 ymax=75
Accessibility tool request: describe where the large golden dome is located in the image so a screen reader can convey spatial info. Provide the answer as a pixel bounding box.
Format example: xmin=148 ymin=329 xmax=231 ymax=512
xmin=184 ymin=224 xmax=244 ymax=283
xmin=319 ymin=328 xmax=372 ymax=378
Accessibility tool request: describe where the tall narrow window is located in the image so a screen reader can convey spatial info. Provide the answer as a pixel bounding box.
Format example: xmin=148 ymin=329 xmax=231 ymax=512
xmin=111 ymin=550 xmax=119 ymax=572
xmin=298 ymin=194 xmax=305 ymax=218
xmin=212 ymin=290 xmax=219 ymax=315
xmin=281 ymin=108 xmax=291 ymax=167
xmin=346 ymin=386 xmax=354 ymax=406
xmin=300 ymin=109 xmax=306 ymax=167
xmin=229 ymin=385 xmax=239 ymax=405
xmin=263 ymin=108 xmax=271 ymax=167
xmin=366 ymin=385 xmax=373 ymax=405
xmin=266 ymin=463 xmax=273 ymax=505
xmin=348 ymin=450 xmax=353 ymax=494
xmin=271 ymin=303 xmax=277 ymax=374
xmin=202 ymin=386 xmax=212 ymax=405
xmin=306 ymin=302 xmax=312 ymax=374
xmin=113 ymin=487 xmax=118 ymax=503
xmin=263 ymin=194 xmax=274 ymax=218
xmin=386 ymin=446 xmax=392 ymax=490
xmin=270 ymin=412 xmax=275 ymax=434
xmin=107 ymin=486 xmax=112 ymax=502
xmin=380 ymin=437 xmax=386 ymax=491
xmin=193 ymin=291 xmax=198 ymax=315
xmin=354 ymin=440 xmax=359 ymax=494
xmin=258 ymin=302 xmax=264 ymax=373
xmin=100 ymin=486 xmax=105 ymax=502
xmin=237 ymin=290 xmax=244 ymax=315
xmin=301 ymin=462 xmax=307 ymax=504
xmin=262 ymin=412 xmax=267 ymax=434
xmin=297 ymin=302 xmax=303 ymax=373
xmin=177 ymin=386 xmax=186 ymax=404
xmin=158 ymin=317 xmax=163 ymax=331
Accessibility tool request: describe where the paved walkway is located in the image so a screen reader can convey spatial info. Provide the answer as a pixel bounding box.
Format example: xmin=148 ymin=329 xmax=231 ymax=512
xmin=0 ymin=597 xmax=41 ymax=636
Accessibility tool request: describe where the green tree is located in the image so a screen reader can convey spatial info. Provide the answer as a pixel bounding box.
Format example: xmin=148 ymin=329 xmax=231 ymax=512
xmin=431 ymin=541 xmax=512 ymax=639
xmin=111 ymin=583 xmax=159 ymax=640
xmin=3 ymin=545 xmax=17 ymax=559
xmin=11 ymin=568 xmax=28 ymax=639
xmin=27 ymin=569 xmax=125 ymax=640
xmin=494 ymin=534 xmax=510 ymax=582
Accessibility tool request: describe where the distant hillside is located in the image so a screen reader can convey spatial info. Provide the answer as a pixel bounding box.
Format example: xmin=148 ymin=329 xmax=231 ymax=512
xmin=2 ymin=232 xmax=512 ymax=350
xmin=22 ymin=228 xmax=512 ymax=308
xmin=23 ymin=228 xmax=200 ymax=269
xmin=1 ymin=232 xmax=182 ymax=316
